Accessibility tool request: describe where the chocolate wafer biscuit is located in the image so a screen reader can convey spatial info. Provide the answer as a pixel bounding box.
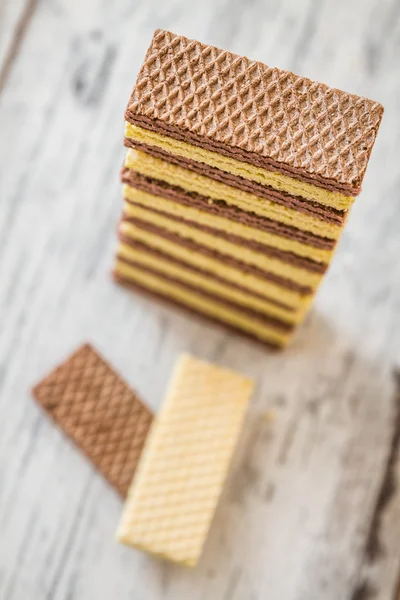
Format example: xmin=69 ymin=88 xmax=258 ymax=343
xmin=32 ymin=344 xmax=153 ymax=497
xmin=126 ymin=30 xmax=383 ymax=195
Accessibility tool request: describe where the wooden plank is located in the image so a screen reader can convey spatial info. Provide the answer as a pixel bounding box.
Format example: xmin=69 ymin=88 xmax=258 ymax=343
xmin=0 ymin=0 xmax=37 ymax=92
xmin=0 ymin=0 xmax=400 ymax=598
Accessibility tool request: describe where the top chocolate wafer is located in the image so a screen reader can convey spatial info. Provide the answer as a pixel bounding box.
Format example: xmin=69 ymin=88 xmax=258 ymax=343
xmin=126 ymin=29 xmax=383 ymax=195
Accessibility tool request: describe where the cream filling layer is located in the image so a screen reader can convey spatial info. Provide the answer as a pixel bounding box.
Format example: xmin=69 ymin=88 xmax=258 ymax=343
xmin=115 ymin=260 xmax=292 ymax=346
xmin=123 ymin=198 xmax=323 ymax=288
xmin=117 ymin=242 xmax=303 ymax=325
xmin=123 ymin=185 xmax=334 ymax=265
xmin=125 ymin=149 xmax=344 ymax=240
xmin=125 ymin=123 xmax=354 ymax=211
xmin=119 ymin=220 xmax=314 ymax=312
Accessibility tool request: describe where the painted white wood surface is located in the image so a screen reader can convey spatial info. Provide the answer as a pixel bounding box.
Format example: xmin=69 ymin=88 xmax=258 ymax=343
xmin=1 ymin=1 xmax=400 ymax=599
xmin=0 ymin=0 xmax=35 ymax=89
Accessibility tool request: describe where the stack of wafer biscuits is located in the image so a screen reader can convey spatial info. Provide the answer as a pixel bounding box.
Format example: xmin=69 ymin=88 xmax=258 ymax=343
xmin=115 ymin=29 xmax=383 ymax=347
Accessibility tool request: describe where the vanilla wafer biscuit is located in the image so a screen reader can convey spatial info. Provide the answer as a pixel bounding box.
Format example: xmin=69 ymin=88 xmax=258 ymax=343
xmin=32 ymin=343 xmax=153 ymax=497
xmin=116 ymin=354 xmax=253 ymax=566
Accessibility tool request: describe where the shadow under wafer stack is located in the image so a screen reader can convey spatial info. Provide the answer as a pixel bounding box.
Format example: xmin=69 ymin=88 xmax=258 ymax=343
xmin=114 ymin=29 xmax=383 ymax=348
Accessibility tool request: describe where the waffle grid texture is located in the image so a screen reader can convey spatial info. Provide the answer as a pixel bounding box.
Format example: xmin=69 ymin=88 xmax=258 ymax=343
xmin=127 ymin=29 xmax=383 ymax=191
xmin=32 ymin=344 xmax=153 ymax=497
xmin=117 ymin=354 xmax=253 ymax=566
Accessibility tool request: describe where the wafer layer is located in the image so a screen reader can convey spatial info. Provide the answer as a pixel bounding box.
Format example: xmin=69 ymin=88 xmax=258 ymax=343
xmin=124 ymin=149 xmax=344 ymax=240
xmin=122 ymin=202 xmax=325 ymax=292
xmin=121 ymin=209 xmax=322 ymax=292
xmin=117 ymin=239 xmax=307 ymax=323
xmin=123 ymin=186 xmax=334 ymax=263
xmin=126 ymin=30 xmax=383 ymax=194
xmin=32 ymin=344 xmax=153 ymax=497
xmin=117 ymin=354 xmax=253 ymax=566
xmin=119 ymin=219 xmax=313 ymax=311
xmin=115 ymin=259 xmax=293 ymax=346
xmin=125 ymin=123 xmax=354 ymax=212
xmin=123 ymin=205 xmax=326 ymax=293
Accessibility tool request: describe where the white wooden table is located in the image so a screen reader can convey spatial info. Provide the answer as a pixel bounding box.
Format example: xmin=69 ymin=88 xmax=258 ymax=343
xmin=1 ymin=1 xmax=400 ymax=598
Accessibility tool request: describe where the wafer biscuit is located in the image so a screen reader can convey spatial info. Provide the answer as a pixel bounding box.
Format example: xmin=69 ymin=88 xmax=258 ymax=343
xmin=116 ymin=354 xmax=253 ymax=566
xmin=32 ymin=344 xmax=153 ymax=497
xmin=126 ymin=30 xmax=383 ymax=194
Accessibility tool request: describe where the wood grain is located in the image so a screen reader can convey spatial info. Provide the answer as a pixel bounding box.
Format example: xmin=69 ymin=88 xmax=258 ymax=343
xmin=0 ymin=0 xmax=400 ymax=598
xmin=0 ymin=0 xmax=37 ymax=92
